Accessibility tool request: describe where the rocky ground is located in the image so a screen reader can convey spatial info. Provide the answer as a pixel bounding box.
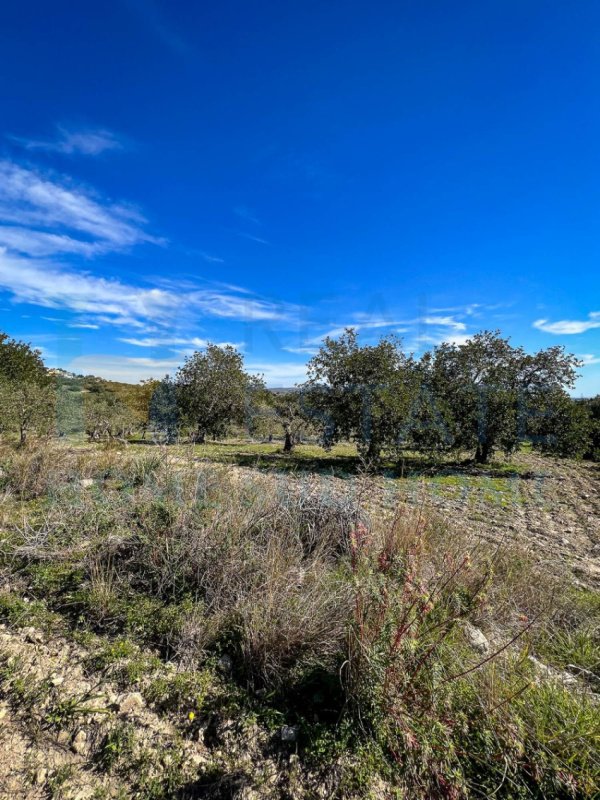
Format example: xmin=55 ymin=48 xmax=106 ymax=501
xmin=0 ymin=623 xmax=320 ymax=800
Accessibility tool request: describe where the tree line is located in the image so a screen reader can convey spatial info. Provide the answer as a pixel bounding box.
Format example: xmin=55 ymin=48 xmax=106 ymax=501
xmin=0 ymin=328 xmax=598 ymax=465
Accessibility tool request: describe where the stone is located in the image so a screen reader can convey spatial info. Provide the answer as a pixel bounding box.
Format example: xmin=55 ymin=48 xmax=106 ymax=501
xmin=35 ymin=768 xmax=48 ymax=785
xmin=79 ymin=478 xmax=95 ymax=488
xmin=217 ymin=654 xmax=233 ymax=673
xmin=281 ymin=725 xmax=298 ymax=743
xmin=23 ymin=627 xmax=43 ymax=644
xmin=118 ymin=691 xmax=145 ymax=715
xmin=71 ymin=729 xmax=87 ymax=754
xmin=529 ymin=656 xmax=578 ymax=686
xmin=189 ymin=751 xmax=211 ymax=767
xmin=463 ymin=622 xmax=490 ymax=655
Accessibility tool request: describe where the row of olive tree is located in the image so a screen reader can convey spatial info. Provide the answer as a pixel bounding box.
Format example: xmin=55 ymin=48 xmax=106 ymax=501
xmin=0 ymin=328 xmax=594 ymax=464
xmin=147 ymin=329 xmax=589 ymax=465
xmin=299 ymin=328 xmax=586 ymax=464
xmin=0 ymin=332 xmax=161 ymax=443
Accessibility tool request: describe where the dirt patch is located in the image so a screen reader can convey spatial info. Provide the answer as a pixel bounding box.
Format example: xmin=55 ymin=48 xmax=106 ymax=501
xmin=404 ymin=453 xmax=600 ymax=586
xmin=222 ymin=451 xmax=600 ymax=586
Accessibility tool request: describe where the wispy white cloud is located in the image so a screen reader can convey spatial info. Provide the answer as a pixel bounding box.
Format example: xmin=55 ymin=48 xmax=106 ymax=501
xmin=119 ymin=335 xmax=242 ymax=350
xmin=200 ymin=251 xmax=224 ymax=263
xmin=0 ymin=250 xmax=302 ymax=330
xmin=67 ymin=354 xmax=182 ymax=382
xmin=68 ymin=322 xmax=100 ymax=330
xmin=533 ymin=313 xmax=600 ymax=334
xmin=304 ymin=316 xmax=411 ymax=346
xmin=442 ymin=333 xmax=472 ymax=346
xmin=236 ymin=231 xmax=270 ymax=245
xmin=0 ymin=160 xmax=163 ymax=256
xmin=0 ymin=250 xmax=177 ymax=326
xmin=403 ymin=332 xmax=473 ymax=353
xmin=302 ymin=313 xmax=464 ymax=349
xmin=428 ymin=303 xmax=510 ymax=317
xmin=0 ymin=159 xmax=295 ymax=334
xmin=119 ymin=336 xmax=209 ymax=348
xmin=304 ymin=325 xmax=350 ymax=344
xmin=0 ymin=226 xmax=104 ymax=257
xmin=246 ymin=361 xmax=308 ymax=387
xmin=65 ymin=353 xmax=306 ymax=387
xmin=283 ymin=345 xmax=320 ymax=356
xmin=10 ymin=125 xmax=124 ymax=156
xmin=421 ymin=315 xmax=467 ymax=332
xmin=578 ymin=353 xmax=600 ymax=366
xmin=234 ymin=206 xmax=261 ymax=225
xmin=186 ymin=289 xmax=298 ymax=322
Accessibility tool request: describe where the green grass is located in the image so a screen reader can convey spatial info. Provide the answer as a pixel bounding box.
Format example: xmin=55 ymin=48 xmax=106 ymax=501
xmin=184 ymin=439 xmax=362 ymax=474
xmin=424 ymin=473 xmax=528 ymax=506
xmin=534 ymin=588 xmax=600 ymax=685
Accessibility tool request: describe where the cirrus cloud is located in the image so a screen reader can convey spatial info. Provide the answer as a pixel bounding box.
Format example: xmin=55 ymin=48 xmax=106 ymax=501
xmin=0 ymin=249 xmax=301 ymax=331
xmin=533 ymin=313 xmax=600 ymax=335
xmin=10 ymin=125 xmax=125 ymax=156
xmin=0 ymin=159 xmax=163 ymax=256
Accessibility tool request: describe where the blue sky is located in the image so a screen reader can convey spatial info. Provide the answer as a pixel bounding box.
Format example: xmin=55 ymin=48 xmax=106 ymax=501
xmin=0 ymin=1 xmax=599 ymax=393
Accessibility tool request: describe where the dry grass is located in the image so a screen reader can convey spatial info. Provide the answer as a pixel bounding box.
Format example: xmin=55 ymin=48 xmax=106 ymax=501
xmin=0 ymin=439 xmax=598 ymax=798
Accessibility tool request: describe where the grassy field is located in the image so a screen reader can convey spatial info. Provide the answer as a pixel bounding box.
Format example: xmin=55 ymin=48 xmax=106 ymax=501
xmin=0 ymin=439 xmax=599 ymax=798
xmin=124 ymin=437 xmax=536 ymax=479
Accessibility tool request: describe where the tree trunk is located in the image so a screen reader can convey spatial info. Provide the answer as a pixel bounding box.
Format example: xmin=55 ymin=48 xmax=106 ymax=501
xmin=196 ymin=429 xmax=206 ymax=444
xmin=364 ymin=439 xmax=380 ymax=466
xmin=283 ymin=430 xmax=293 ymax=452
xmin=19 ymin=426 xmax=26 ymax=445
xmin=475 ymin=441 xmax=491 ymax=464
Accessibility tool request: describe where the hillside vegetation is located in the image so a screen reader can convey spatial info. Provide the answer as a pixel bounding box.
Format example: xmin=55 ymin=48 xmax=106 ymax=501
xmin=1 ymin=330 xmax=599 ymax=798
xmin=1 ymin=440 xmax=599 ymax=799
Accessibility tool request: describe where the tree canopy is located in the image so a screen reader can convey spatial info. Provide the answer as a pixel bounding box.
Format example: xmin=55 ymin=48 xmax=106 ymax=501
xmin=429 ymin=331 xmax=581 ymax=462
xmin=304 ymin=329 xmax=417 ymax=463
xmin=0 ymin=333 xmax=54 ymax=443
xmin=175 ymin=344 xmax=265 ymax=443
xmin=0 ymin=328 xmax=593 ymax=463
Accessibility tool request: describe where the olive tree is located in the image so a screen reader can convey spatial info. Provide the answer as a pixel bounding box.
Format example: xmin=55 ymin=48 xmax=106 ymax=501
xmin=149 ymin=376 xmax=180 ymax=443
xmin=176 ymin=344 xmax=264 ymax=443
xmin=0 ymin=380 xmax=56 ymax=443
xmin=268 ymin=391 xmax=308 ymax=452
xmin=84 ymin=385 xmax=136 ymax=441
xmin=106 ymin=378 xmax=160 ymax=439
xmin=394 ymin=356 xmax=454 ymax=455
xmin=303 ymin=329 xmax=416 ymax=465
xmin=430 ymin=331 xmax=581 ymax=463
xmin=528 ymin=392 xmax=592 ymax=458
xmin=0 ymin=332 xmax=55 ymax=443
